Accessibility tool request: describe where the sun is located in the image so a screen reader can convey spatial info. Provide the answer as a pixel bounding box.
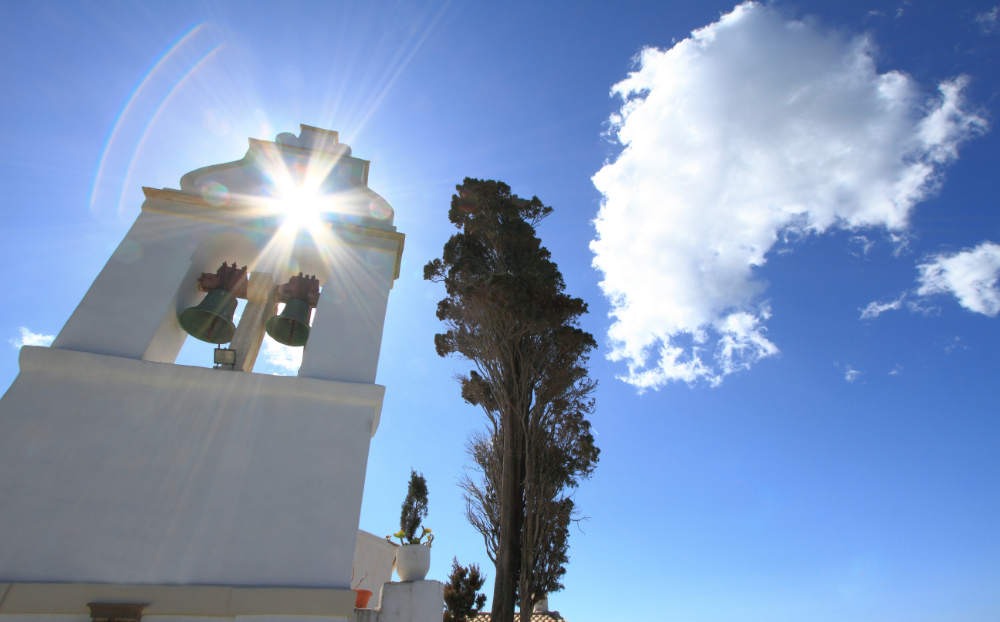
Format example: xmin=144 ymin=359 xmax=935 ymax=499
xmin=277 ymin=184 xmax=324 ymax=230
xmin=251 ymin=157 xmax=345 ymax=286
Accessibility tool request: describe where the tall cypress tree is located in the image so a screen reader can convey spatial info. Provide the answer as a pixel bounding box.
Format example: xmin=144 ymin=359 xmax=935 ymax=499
xmin=425 ymin=178 xmax=598 ymax=622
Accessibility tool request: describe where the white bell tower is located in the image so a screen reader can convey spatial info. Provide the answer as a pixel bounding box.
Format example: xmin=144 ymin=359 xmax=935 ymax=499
xmin=0 ymin=126 xmax=404 ymax=619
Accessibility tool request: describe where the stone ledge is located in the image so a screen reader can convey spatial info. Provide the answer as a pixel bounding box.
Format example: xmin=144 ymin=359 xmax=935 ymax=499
xmin=0 ymin=582 xmax=354 ymax=616
xmin=18 ymin=345 xmax=385 ymax=435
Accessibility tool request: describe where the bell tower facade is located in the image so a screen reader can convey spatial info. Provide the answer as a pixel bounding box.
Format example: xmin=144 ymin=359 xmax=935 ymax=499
xmin=0 ymin=126 xmax=403 ymax=619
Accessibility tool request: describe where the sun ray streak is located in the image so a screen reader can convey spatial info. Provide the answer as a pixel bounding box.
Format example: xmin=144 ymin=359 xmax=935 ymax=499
xmin=352 ymin=0 xmax=453 ymax=136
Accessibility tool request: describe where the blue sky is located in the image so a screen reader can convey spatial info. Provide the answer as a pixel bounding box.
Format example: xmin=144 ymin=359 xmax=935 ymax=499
xmin=2 ymin=1 xmax=999 ymax=620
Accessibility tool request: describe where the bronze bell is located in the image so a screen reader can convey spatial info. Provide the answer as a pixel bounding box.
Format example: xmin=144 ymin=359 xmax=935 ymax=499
xmin=265 ymin=298 xmax=312 ymax=347
xmin=178 ymin=262 xmax=248 ymax=344
xmin=266 ymin=273 xmax=319 ymax=347
xmin=178 ymin=289 xmax=237 ymax=344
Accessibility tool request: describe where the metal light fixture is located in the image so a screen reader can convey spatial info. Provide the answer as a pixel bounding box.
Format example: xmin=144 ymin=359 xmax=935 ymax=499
xmin=214 ymin=347 xmax=236 ymax=369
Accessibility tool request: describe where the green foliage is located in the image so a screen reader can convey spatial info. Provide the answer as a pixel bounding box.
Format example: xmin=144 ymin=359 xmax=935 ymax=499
xmin=398 ymin=470 xmax=430 ymax=545
xmin=443 ymin=557 xmax=488 ymax=622
xmin=528 ymin=497 xmax=574 ymax=598
xmin=390 ymin=526 xmax=433 ymax=547
xmin=426 ymin=178 xmax=599 ymax=622
xmin=423 ymin=179 xmax=589 ymax=360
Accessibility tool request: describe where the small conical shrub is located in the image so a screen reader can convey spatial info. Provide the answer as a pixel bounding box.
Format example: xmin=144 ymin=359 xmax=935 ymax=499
xmin=443 ymin=557 xmax=487 ymax=622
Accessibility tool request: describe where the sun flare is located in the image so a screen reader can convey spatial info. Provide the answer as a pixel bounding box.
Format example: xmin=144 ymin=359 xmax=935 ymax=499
xmin=250 ymin=160 xmax=341 ymax=288
xmin=277 ymin=185 xmax=324 ymax=229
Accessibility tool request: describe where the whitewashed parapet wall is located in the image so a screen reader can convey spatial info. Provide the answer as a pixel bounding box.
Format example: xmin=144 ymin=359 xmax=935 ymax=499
xmin=0 ymin=126 xmax=404 ymax=620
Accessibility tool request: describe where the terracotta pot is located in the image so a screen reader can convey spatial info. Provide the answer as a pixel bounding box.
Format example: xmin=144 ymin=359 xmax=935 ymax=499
xmin=395 ymin=543 xmax=431 ymax=581
xmin=354 ymin=589 xmax=373 ymax=608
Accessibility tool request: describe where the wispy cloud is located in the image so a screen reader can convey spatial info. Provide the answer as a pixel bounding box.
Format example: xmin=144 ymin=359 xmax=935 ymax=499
xmin=889 ymin=232 xmax=914 ymax=257
xmin=860 ymin=296 xmax=905 ymax=319
xmin=975 ymin=6 xmax=998 ymax=33
xmin=943 ymin=336 xmax=967 ymax=353
xmin=849 ymin=236 xmax=876 ymax=257
xmin=591 ymin=1 xmax=986 ymax=389
xmin=844 ymin=366 xmax=863 ymax=383
xmin=916 ymin=241 xmax=1000 ymax=316
xmin=9 ymin=327 xmax=55 ymax=349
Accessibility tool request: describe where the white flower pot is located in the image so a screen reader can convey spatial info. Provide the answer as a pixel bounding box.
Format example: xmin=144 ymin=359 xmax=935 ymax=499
xmin=395 ymin=544 xmax=431 ymax=581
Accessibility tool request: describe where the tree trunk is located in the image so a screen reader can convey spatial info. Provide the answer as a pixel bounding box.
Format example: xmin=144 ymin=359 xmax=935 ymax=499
xmin=491 ymin=407 xmax=524 ymax=622
xmin=518 ymin=449 xmax=536 ymax=622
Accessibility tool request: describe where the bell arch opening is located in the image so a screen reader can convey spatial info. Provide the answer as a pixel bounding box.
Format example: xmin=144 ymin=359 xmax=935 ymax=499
xmin=142 ymin=231 xmax=261 ymax=365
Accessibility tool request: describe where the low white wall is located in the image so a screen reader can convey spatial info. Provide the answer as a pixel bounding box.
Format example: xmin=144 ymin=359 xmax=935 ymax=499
xmin=0 ymin=346 xmax=383 ymax=589
xmin=352 ymin=581 xmax=444 ymax=622
xmin=352 ymin=531 xmax=398 ymax=608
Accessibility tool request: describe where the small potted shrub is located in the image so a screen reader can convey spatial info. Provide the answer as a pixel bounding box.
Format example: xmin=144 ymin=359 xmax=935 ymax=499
xmin=387 ymin=469 xmax=433 ymax=581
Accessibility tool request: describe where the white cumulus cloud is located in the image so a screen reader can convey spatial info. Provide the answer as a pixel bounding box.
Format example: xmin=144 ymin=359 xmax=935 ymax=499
xmin=10 ymin=327 xmax=54 ymax=349
xmin=916 ymin=241 xmax=1000 ymax=316
xmin=591 ymin=2 xmax=986 ymax=389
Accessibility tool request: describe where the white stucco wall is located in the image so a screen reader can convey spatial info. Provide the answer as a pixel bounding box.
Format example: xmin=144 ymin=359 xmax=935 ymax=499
xmin=0 ymin=346 xmax=383 ymax=588
xmin=50 ymin=209 xmax=232 ymax=362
